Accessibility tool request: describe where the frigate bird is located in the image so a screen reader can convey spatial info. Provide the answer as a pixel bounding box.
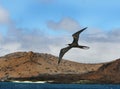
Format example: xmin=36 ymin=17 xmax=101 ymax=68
xmin=58 ymin=27 xmax=89 ymax=64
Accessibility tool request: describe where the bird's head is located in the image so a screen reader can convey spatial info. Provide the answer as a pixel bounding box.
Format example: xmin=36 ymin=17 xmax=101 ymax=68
xmin=67 ymin=44 xmax=71 ymax=46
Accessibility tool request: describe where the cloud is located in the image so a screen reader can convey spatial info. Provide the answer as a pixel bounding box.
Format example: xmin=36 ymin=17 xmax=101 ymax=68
xmin=0 ymin=5 xmax=15 ymax=56
xmin=0 ymin=33 xmax=3 ymax=41
xmin=84 ymin=28 xmax=120 ymax=43
xmin=47 ymin=17 xmax=81 ymax=31
xmin=108 ymin=29 xmax=120 ymax=42
xmin=1 ymin=26 xmax=120 ymax=63
xmin=0 ymin=5 xmax=52 ymax=56
xmin=6 ymin=28 xmax=52 ymax=52
xmin=0 ymin=42 xmax=21 ymax=56
xmin=63 ymin=42 xmax=120 ymax=63
xmin=0 ymin=29 xmax=48 ymax=56
xmin=0 ymin=6 xmax=10 ymax=25
xmin=0 ymin=12 xmax=120 ymax=63
xmin=48 ymin=28 xmax=120 ymax=63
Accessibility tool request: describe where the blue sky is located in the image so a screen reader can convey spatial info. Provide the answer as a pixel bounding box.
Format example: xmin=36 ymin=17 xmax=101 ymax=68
xmin=1 ymin=0 xmax=120 ymax=31
xmin=0 ymin=0 xmax=120 ymax=63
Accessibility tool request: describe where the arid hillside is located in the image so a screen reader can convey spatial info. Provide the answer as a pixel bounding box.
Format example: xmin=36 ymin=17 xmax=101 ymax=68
xmin=0 ymin=51 xmax=102 ymax=80
xmin=81 ymin=58 xmax=120 ymax=83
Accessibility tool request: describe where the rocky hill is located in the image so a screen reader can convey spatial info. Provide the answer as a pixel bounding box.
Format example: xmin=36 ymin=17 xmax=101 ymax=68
xmin=0 ymin=51 xmax=102 ymax=81
xmin=81 ymin=58 xmax=120 ymax=83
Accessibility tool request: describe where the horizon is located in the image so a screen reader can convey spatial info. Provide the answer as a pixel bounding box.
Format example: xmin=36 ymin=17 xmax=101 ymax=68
xmin=0 ymin=0 xmax=120 ymax=63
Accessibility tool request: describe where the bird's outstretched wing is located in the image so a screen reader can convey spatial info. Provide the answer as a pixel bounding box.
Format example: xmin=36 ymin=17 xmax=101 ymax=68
xmin=72 ymin=27 xmax=87 ymax=44
xmin=58 ymin=46 xmax=71 ymax=64
xmin=78 ymin=45 xmax=90 ymax=49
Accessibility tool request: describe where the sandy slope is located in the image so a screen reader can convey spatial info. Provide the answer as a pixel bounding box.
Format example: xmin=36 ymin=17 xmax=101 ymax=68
xmin=0 ymin=51 xmax=102 ymax=80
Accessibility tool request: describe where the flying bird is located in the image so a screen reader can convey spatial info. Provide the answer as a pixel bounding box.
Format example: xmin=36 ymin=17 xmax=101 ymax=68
xmin=58 ymin=27 xmax=89 ymax=64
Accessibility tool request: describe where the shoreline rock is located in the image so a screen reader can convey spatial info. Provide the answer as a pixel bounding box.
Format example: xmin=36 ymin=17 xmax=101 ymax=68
xmin=0 ymin=51 xmax=120 ymax=84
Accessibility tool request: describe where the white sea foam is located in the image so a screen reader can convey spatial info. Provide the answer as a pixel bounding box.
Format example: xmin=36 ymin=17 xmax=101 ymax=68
xmin=11 ymin=81 xmax=47 ymax=83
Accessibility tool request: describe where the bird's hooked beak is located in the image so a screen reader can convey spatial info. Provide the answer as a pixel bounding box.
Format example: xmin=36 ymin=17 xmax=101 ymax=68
xmin=66 ymin=44 xmax=71 ymax=46
xmin=82 ymin=27 xmax=88 ymax=30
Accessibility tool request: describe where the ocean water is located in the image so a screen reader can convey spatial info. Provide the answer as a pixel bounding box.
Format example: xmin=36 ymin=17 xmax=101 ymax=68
xmin=0 ymin=82 xmax=120 ymax=89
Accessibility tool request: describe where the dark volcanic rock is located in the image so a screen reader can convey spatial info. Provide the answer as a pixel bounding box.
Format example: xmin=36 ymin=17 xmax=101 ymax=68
xmin=81 ymin=59 xmax=120 ymax=84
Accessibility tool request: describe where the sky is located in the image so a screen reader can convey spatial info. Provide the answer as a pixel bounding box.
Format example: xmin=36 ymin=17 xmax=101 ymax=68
xmin=0 ymin=0 xmax=120 ymax=63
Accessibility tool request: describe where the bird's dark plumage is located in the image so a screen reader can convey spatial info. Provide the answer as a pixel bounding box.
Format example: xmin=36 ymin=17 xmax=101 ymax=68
xmin=58 ymin=27 xmax=89 ymax=64
xmin=72 ymin=27 xmax=87 ymax=45
xmin=58 ymin=46 xmax=71 ymax=64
